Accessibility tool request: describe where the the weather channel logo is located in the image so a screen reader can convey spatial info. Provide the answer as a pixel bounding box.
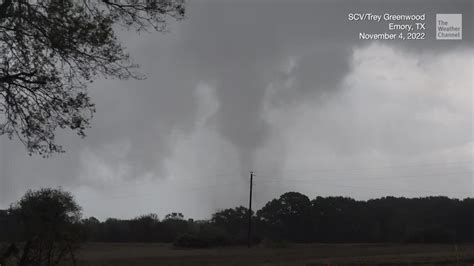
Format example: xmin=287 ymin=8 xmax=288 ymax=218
xmin=436 ymin=14 xmax=462 ymax=40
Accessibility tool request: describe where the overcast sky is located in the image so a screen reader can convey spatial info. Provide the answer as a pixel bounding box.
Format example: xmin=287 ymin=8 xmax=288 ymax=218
xmin=0 ymin=0 xmax=473 ymax=221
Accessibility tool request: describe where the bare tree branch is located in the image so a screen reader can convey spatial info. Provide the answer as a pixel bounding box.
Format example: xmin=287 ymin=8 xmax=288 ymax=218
xmin=0 ymin=0 xmax=185 ymax=156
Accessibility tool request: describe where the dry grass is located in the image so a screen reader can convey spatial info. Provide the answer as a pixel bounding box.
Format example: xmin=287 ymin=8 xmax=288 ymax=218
xmin=73 ymin=243 xmax=474 ymax=266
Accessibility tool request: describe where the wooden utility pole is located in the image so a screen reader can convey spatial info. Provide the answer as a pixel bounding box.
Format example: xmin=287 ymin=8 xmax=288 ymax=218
xmin=247 ymin=171 xmax=253 ymax=248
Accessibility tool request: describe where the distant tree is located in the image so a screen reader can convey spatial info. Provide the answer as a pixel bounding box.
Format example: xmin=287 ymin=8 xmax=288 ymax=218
xmin=174 ymin=221 xmax=231 ymax=248
xmin=131 ymin=213 xmax=159 ymax=242
xmin=8 ymin=187 xmax=82 ymax=266
xmin=456 ymin=198 xmax=474 ymax=242
xmin=0 ymin=0 xmax=185 ymax=155
xmin=161 ymin=212 xmax=188 ymax=242
xmin=80 ymin=216 xmax=101 ymax=242
xmin=102 ymin=218 xmax=131 ymax=242
xmin=257 ymin=192 xmax=312 ymax=242
xmin=310 ymin=196 xmax=370 ymax=242
xmin=165 ymin=212 xmax=184 ymax=220
xmin=33 ymin=192 xmax=472 ymax=246
xmin=211 ymin=206 xmax=249 ymax=243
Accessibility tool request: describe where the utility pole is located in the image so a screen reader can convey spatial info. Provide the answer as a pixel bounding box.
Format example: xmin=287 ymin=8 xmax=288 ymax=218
xmin=247 ymin=170 xmax=253 ymax=248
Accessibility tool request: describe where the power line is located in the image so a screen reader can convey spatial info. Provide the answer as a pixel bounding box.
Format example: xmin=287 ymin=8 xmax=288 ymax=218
xmin=254 ymin=180 xmax=470 ymax=195
xmin=81 ymin=160 xmax=473 ymax=192
xmin=78 ymin=160 xmax=473 ymax=201
xmin=255 ymin=170 xmax=474 ymax=182
xmin=255 ymin=160 xmax=473 ymax=176
xmin=92 ymin=172 xmax=471 ymax=201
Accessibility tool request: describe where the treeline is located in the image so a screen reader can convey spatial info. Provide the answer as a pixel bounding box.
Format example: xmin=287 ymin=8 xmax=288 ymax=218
xmin=1 ymin=192 xmax=473 ymax=247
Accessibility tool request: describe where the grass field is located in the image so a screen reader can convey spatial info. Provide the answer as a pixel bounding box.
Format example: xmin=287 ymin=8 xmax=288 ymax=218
xmin=74 ymin=243 xmax=474 ymax=266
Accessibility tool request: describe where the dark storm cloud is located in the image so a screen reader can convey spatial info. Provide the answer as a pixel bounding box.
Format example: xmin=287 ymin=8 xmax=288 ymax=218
xmin=176 ymin=1 xmax=359 ymax=172
xmin=1 ymin=0 xmax=472 ymax=217
xmin=173 ymin=0 xmax=472 ymax=175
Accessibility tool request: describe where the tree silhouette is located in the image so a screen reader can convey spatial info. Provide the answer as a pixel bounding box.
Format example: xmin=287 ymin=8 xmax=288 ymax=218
xmin=131 ymin=214 xmax=160 ymax=242
xmin=1 ymin=190 xmax=473 ymax=246
xmin=0 ymin=0 xmax=185 ymax=155
xmin=212 ymin=206 xmax=249 ymax=243
xmin=8 ymin=188 xmax=82 ymax=266
xmin=165 ymin=212 xmax=184 ymax=220
xmin=257 ymin=192 xmax=312 ymax=242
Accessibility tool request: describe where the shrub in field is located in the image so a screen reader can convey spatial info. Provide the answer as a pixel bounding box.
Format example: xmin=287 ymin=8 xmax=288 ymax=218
xmin=174 ymin=234 xmax=211 ymax=248
xmin=404 ymin=227 xmax=456 ymax=243
xmin=261 ymin=238 xmax=289 ymax=249
xmin=174 ymin=224 xmax=232 ymax=248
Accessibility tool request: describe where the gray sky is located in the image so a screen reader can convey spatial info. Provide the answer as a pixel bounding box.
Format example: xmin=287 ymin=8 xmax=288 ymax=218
xmin=0 ymin=0 xmax=473 ymax=221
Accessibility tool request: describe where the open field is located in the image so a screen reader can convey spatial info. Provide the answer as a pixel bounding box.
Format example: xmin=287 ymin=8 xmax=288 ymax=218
xmin=74 ymin=243 xmax=474 ymax=266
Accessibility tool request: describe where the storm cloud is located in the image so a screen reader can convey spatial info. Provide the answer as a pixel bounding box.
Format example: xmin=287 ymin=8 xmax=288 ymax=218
xmin=0 ymin=0 xmax=472 ymax=220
